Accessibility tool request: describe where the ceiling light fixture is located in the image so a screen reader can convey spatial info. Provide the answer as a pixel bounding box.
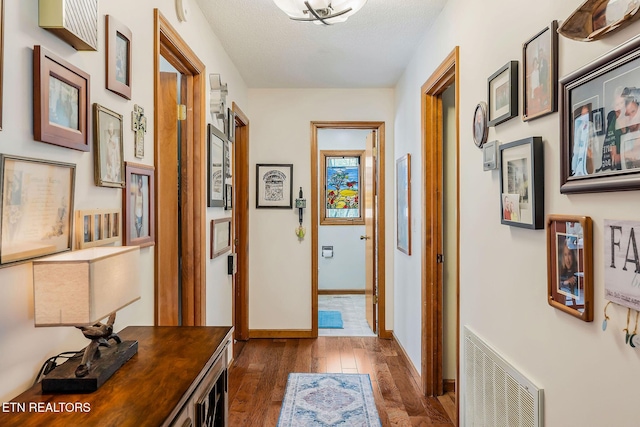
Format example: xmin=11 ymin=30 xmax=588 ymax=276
xmin=273 ymin=0 xmax=368 ymax=25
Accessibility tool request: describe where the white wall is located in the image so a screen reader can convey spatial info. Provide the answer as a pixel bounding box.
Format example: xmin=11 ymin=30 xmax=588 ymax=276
xmin=394 ymin=0 xmax=640 ymax=425
xmin=318 ymin=129 xmax=368 ymax=291
xmin=247 ymin=89 xmax=394 ymax=330
xmin=0 ymin=0 xmax=247 ymax=401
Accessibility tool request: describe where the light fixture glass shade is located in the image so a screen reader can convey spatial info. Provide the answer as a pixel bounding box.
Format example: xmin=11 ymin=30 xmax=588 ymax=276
xmin=33 ymin=246 xmax=141 ymax=326
xmin=273 ymin=0 xmax=368 ymax=24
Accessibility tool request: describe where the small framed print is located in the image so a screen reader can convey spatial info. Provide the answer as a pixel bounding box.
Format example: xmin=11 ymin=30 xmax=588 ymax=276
xmin=396 ymin=154 xmax=411 ymax=255
xmin=106 ymin=15 xmax=132 ymax=99
xmin=208 ymin=124 xmax=226 ymax=207
xmin=499 ymin=137 xmax=544 ymax=229
xmin=488 ymin=61 xmax=518 ymax=127
xmin=33 ymin=46 xmax=90 ymax=151
xmin=225 ymin=184 xmax=233 ymax=210
xmin=522 ymin=21 xmax=558 ymax=121
xmin=547 ymin=215 xmax=593 ymax=322
xmin=256 ymin=164 xmax=293 ymax=209
xmin=75 ymin=209 xmax=120 ymax=249
xmin=93 ymin=103 xmax=125 ymax=188
xmin=123 ymin=162 xmax=155 ymax=247
xmin=210 ymin=217 xmax=232 ymax=259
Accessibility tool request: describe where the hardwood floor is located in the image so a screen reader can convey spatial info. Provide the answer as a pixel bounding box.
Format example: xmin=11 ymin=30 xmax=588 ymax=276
xmin=228 ymin=337 xmax=455 ymax=426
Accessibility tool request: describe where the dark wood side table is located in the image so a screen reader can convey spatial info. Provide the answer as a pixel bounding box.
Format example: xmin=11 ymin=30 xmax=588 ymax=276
xmin=1 ymin=326 xmax=233 ymax=427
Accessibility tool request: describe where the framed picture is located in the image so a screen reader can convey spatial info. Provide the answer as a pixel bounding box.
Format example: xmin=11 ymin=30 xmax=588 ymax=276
xmin=396 ymin=154 xmax=411 ymax=255
xmin=208 ymin=124 xmax=226 ymax=207
xmin=256 ymin=164 xmax=293 ymax=209
xmin=604 ymin=219 xmax=640 ymax=312
xmin=93 ymin=103 xmax=125 ymax=188
xmin=547 ymin=215 xmax=593 ymax=322
xmin=483 ymin=140 xmax=499 ymax=171
xmin=0 ymin=155 xmax=75 ymax=266
xmin=123 ymin=162 xmax=155 ymax=247
xmin=488 ymin=61 xmax=518 ymax=126
xmin=320 ymin=150 xmax=363 ymax=224
xmin=225 ymin=184 xmax=233 ymax=210
xmin=472 ymin=102 xmax=488 ymax=148
xmin=560 ymin=36 xmax=640 ymax=193
xmin=105 ymin=15 xmax=132 ymax=99
xmin=499 ymin=136 xmax=544 ymax=229
xmin=522 ymin=20 xmax=558 ymax=121
xmin=33 ymin=45 xmax=90 ymax=151
xmin=75 ymin=208 xmax=120 ymax=249
xmin=0 ymin=0 xmax=4 ymax=130
xmin=210 ymin=217 xmax=231 ymax=259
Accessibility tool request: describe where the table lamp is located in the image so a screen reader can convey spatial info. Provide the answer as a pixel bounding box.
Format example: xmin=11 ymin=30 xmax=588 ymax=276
xmin=32 ymin=246 xmax=141 ymax=393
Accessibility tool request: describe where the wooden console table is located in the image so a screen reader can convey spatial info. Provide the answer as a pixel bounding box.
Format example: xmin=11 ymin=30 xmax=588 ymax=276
xmin=1 ymin=326 xmax=233 ymax=427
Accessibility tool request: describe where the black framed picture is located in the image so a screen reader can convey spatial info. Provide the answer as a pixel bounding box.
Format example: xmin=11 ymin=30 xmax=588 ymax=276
xmin=522 ymin=21 xmax=558 ymax=121
xmin=488 ymin=61 xmax=518 ymax=127
xmin=225 ymin=184 xmax=233 ymax=210
xmin=499 ymin=136 xmax=544 ymax=229
xmin=208 ymin=124 xmax=227 ymax=207
xmin=256 ymin=164 xmax=293 ymax=209
xmin=560 ymin=35 xmax=640 ymax=193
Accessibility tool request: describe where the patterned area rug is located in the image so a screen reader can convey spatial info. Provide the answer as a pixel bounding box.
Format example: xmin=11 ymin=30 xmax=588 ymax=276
xmin=318 ymin=310 xmax=344 ymax=329
xmin=277 ymin=373 xmax=381 ymax=426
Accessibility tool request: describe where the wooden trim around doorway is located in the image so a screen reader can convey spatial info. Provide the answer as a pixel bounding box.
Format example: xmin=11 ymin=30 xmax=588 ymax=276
xmin=311 ymin=121 xmax=389 ymax=339
xmin=154 ymin=10 xmax=206 ymax=326
xmin=421 ymin=46 xmax=460 ymax=425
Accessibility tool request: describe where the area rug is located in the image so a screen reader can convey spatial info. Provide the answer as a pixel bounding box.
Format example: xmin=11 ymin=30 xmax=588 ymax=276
xmin=277 ymin=373 xmax=381 ymax=426
xmin=318 ymin=310 xmax=344 ymax=329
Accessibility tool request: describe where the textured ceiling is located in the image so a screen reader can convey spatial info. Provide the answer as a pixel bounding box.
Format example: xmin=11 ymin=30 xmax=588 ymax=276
xmin=193 ymin=0 xmax=448 ymax=88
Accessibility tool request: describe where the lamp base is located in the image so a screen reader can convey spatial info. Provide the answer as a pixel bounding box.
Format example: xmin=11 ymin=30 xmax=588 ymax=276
xmin=42 ymin=340 xmax=137 ymax=393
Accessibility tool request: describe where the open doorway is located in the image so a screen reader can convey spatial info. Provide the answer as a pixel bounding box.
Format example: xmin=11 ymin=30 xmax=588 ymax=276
xmin=311 ymin=122 xmax=389 ymax=339
xmin=421 ymin=47 xmax=460 ymax=424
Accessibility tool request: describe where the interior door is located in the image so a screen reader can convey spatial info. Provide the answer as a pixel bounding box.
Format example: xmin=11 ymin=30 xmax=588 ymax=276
xmin=156 ymin=71 xmax=179 ymax=325
xmin=364 ymin=130 xmax=377 ymax=333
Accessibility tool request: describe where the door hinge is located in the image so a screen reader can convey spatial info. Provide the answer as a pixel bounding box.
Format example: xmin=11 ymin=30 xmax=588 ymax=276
xmin=177 ymin=104 xmax=187 ymax=121
xmin=374 ymin=295 xmax=378 ymax=304
xmin=436 ymin=254 xmax=444 ymax=263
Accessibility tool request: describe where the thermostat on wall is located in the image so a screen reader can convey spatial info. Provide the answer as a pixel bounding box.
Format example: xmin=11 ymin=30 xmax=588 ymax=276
xmin=483 ymin=140 xmax=499 ymax=171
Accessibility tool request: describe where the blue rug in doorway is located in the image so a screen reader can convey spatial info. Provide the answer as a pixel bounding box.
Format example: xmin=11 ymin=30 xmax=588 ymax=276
xmin=318 ymin=310 xmax=344 ymax=329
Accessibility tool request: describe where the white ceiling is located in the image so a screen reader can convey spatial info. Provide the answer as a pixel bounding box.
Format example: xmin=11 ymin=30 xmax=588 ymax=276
xmin=193 ymin=0 xmax=448 ymax=88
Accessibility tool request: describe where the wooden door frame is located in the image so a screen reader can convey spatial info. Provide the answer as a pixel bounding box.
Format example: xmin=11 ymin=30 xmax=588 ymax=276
xmin=421 ymin=46 xmax=460 ymax=423
xmin=232 ymin=102 xmax=250 ymax=341
xmin=311 ymin=121 xmax=390 ymax=339
xmin=154 ymin=10 xmax=206 ymax=325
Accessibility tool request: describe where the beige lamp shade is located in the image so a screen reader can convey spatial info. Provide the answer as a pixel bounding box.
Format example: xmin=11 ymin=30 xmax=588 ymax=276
xmin=33 ymin=247 xmax=141 ymax=326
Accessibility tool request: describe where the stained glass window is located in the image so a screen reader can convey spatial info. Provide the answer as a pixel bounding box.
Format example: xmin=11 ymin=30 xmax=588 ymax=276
xmin=321 ymin=151 xmax=364 ymax=224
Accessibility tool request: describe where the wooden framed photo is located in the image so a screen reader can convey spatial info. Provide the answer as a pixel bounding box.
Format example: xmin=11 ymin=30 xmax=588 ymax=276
xmin=210 ymin=217 xmax=231 ymax=259
xmin=33 ymin=45 xmax=90 ymax=151
xmin=123 ymin=162 xmax=155 ymax=247
xmin=396 ymin=154 xmax=411 ymax=255
xmin=488 ymin=61 xmax=518 ymax=127
xmin=560 ymin=35 xmax=640 ymax=193
xmin=522 ymin=20 xmax=558 ymax=121
xmin=93 ymin=103 xmax=124 ymax=188
xmin=75 ymin=208 xmax=120 ymax=249
xmin=106 ymin=15 xmax=132 ymax=99
xmin=256 ymin=164 xmax=293 ymax=209
xmin=499 ymin=137 xmax=544 ymax=229
xmin=547 ymin=215 xmax=593 ymax=322
xmin=320 ymin=150 xmax=363 ymax=224
xmin=0 ymin=155 xmax=75 ymax=266
xmin=208 ymin=124 xmax=226 ymax=207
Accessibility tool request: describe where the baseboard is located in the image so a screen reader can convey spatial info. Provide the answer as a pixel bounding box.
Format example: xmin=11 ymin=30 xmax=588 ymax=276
xmin=391 ymin=332 xmax=421 ymax=385
xmin=318 ymin=289 xmax=365 ymax=295
xmin=248 ymin=329 xmax=315 ymax=339
xmin=443 ymin=379 xmax=456 ymax=393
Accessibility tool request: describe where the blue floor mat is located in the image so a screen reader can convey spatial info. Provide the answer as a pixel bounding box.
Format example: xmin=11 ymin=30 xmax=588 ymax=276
xmin=318 ymin=310 xmax=344 ymax=328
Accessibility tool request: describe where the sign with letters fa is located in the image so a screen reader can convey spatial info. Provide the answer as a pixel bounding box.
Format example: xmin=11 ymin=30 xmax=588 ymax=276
xmin=605 ymin=219 xmax=640 ymax=311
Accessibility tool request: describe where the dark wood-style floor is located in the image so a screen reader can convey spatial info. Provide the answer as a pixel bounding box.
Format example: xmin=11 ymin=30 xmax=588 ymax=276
xmin=228 ymin=337 xmax=455 ymax=426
